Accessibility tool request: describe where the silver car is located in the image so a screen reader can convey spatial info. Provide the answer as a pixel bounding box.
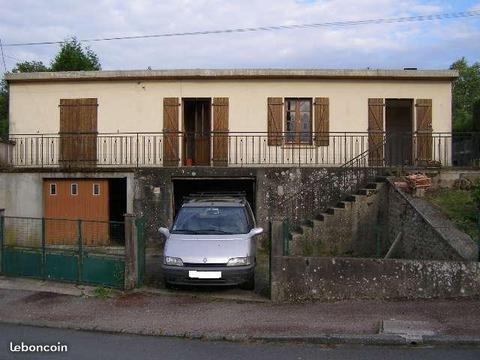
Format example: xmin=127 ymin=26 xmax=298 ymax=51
xmin=159 ymin=196 xmax=263 ymax=289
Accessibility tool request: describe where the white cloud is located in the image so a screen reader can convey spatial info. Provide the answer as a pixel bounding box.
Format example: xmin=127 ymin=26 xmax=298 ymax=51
xmin=0 ymin=0 xmax=478 ymax=70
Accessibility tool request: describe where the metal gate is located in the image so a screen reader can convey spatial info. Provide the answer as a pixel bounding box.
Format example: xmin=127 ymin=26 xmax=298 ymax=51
xmin=0 ymin=216 xmax=126 ymax=289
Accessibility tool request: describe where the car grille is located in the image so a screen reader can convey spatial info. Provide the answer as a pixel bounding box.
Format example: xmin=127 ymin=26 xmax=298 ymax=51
xmin=183 ymin=263 xmax=227 ymax=268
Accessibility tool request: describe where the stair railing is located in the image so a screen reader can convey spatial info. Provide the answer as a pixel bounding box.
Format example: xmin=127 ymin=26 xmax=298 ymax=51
xmin=275 ymin=136 xmax=386 ymax=233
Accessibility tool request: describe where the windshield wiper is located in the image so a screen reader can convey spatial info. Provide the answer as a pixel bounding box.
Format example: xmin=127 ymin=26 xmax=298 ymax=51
xmin=172 ymin=229 xmax=202 ymax=234
xmin=200 ymin=229 xmax=234 ymax=234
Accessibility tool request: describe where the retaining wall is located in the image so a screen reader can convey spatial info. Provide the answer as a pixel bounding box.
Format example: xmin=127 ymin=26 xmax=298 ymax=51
xmin=271 ymin=255 xmax=480 ymax=302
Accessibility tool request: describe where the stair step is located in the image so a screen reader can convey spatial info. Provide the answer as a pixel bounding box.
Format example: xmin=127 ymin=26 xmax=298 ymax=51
xmin=336 ymin=201 xmax=347 ymax=208
xmin=357 ymin=189 xmax=370 ymax=196
xmin=345 ymin=195 xmax=358 ymax=202
xmin=315 ymin=213 xmax=331 ymax=221
xmin=301 ymin=219 xmax=314 ymax=228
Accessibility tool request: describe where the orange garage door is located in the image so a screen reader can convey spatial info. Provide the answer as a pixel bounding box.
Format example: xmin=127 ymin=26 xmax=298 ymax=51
xmin=43 ymin=179 xmax=110 ymax=246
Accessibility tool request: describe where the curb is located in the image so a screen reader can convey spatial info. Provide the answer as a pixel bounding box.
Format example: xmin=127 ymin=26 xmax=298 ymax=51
xmin=2 ymin=320 xmax=480 ymax=347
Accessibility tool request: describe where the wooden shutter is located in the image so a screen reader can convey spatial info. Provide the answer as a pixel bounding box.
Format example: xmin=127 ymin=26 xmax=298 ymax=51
xmin=314 ymin=97 xmax=329 ymax=146
xmin=59 ymin=98 xmax=98 ymax=167
xmin=212 ymin=97 xmax=229 ymax=166
xmin=267 ymin=98 xmax=283 ymax=146
xmin=416 ymin=99 xmax=433 ymax=164
xmin=368 ymin=98 xmax=384 ymax=166
xmin=163 ymin=97 xmax=180 ymax=167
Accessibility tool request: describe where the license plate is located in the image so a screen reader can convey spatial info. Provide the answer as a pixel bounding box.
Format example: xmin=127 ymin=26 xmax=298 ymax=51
xmin=188 ymin=271 xmax=222 ymax=279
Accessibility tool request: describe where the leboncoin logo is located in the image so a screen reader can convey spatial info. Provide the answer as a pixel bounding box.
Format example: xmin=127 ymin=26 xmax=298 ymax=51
xmin=10 ymin=341 xmax=68 ymax=353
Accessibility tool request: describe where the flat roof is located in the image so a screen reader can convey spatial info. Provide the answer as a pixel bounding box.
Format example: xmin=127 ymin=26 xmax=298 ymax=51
xmin=5 ymin=68 xmax=458 ymax=83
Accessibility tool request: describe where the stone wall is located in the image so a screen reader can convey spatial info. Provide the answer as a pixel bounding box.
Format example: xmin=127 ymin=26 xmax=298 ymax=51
xmin=289 ymin=181 xmax=387 ymax=257
xmin=133 ymin=167 xmax=375 ymax=246
xmin=271 ymin=255 xmax=480 ymax=302
xmin=384 ymin=179 xmax=478 ymax=261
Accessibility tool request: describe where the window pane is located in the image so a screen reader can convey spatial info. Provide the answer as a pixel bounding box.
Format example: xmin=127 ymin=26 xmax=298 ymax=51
xmin=286 ymin=100 xmax=296 ymax=111
xmin=299 ymin=100 xmax=311 ymax=112
xmin=300 ymin=111 xmax=311 ymax=143
xmin=301 ymin=112 xmax=311 ymax=129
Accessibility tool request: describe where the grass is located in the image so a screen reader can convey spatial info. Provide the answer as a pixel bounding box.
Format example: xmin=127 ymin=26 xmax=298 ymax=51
xmin=427 ymin=188 xmax=480 ymax=242
xmin=92 ymin=286 xmax=113 ymax=299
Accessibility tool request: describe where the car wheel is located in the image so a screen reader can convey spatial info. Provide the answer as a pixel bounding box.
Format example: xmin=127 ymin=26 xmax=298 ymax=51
xmin=240 ymin=274 xmax=255 ymax=290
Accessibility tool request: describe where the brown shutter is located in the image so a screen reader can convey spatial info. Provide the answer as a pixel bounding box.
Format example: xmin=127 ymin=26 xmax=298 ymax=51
xmin=163 ymin=97 xmax=180 ymax=167
xmin=212 ymin=97 xmax=229 ymax=166
xmin=267 ymin=97 xmax=283 ymax=146
xmin=416 ymin=99 xmax=433 ymax=164
xmin=368 ymin=98 xmax=384 ymax=166
xmin=59 ymin=98 xmax=97 ymax=167
xmin=314 ymin=97 xmax=329 ymax=146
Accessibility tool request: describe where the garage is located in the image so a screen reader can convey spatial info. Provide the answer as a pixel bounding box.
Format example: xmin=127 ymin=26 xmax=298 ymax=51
xmin=172 ymin=177 xmax=256 ymax=217
xmin=43 ymin=178 xmax=127 ymax=245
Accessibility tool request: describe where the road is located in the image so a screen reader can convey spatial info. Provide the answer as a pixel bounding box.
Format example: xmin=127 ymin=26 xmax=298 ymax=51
xmin=0 ymin=323 xmax=479 ymax=360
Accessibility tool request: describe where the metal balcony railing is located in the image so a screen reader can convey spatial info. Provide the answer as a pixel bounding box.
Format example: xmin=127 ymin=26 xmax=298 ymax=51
xmin=4 ymin=131 xmax=480 ymax=168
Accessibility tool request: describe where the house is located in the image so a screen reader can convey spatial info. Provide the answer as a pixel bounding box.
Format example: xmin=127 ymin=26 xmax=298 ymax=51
xmin=1 ymin=68 xmax=459 ymax=243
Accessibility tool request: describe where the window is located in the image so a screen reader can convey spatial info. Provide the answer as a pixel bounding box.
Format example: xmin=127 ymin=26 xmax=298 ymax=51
xmin=172 ymin=206 xmax=250 ymax=235
xmin=49 ymin=183 xmax=57 ymax=196
xmin=285 ymin=98 xmax=312 ymax=144
xmin=71 ymin=183 xmax=78 ymax=196
xmin=93 ymin=183 xmax=100 ymax=196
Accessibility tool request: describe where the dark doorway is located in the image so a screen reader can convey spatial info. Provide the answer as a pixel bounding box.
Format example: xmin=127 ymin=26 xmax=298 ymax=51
xmin=385 ymin=99 xmax=413 ymax=166
xmin=183 ymin=98 xmax=211 ymax=166
xmin=172 ymin=178 xmax=256 ymax=217
xmin=109 ymin=178 xmax=127 ymax=244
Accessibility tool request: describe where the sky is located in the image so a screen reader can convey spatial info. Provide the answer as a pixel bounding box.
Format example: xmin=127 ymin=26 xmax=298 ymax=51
xmin=0 ymin=0 xmax=479 ymax=72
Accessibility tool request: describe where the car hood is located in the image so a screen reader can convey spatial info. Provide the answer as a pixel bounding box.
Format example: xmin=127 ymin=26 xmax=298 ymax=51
xmin=164 ymin=234 xmax=251 ymax=264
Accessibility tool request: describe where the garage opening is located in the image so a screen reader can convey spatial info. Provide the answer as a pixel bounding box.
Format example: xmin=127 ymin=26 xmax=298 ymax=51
xmin=172 ymin=178 xmax=256 ymax=217
xmin=109 ymin=178 xmax=127 ymax=244
xmin=385 ymin=99 xmax=413 ymax=166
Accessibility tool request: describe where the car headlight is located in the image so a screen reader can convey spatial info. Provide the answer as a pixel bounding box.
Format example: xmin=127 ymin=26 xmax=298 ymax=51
xmin=226 ymin=257 xmax=251 ymax=267
xmin=164 ymin=256 xmax=183 ymax=267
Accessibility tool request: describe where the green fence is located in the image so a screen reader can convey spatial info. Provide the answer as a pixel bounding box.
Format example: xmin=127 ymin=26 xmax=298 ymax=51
xmin=0 ymin=216 xmax=126 ymax=289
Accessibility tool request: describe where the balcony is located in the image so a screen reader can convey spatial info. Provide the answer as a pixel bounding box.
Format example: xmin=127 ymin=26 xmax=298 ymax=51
xmin=2 ymin=132 xmax=479 ymax=169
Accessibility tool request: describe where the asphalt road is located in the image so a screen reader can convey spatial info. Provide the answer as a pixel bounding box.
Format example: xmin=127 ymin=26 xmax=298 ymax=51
xmin=0 ymin=323 xmax=479 ymax=360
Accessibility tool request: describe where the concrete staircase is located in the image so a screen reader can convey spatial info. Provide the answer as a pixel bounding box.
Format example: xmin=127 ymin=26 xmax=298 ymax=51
xmin=289 ymin=178 xmax=387 ymax=257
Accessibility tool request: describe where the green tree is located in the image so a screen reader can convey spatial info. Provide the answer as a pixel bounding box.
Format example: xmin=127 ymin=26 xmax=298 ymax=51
xmin=50 ymin=38 xmax=101 ymax=71
xmin=12 ymin=60 xmax=48 ymax=73
xmin=0 ymin=38 xmax=101 ymax=135
xmin=450 ymin=58 xmax=480 ymax=131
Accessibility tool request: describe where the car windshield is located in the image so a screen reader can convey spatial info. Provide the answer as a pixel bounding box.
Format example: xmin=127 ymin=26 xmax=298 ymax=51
xmin=171 ymin=206 xmax=250 ymax=235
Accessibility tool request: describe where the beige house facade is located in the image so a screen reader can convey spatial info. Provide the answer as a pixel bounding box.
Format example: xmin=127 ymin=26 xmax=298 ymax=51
xmin=6 ymin=69 xmax=457 ymax=167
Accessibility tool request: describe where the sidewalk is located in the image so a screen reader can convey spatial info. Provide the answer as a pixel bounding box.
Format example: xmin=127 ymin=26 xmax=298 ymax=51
xmin=0 ymin=277 xmax=479 ymax=345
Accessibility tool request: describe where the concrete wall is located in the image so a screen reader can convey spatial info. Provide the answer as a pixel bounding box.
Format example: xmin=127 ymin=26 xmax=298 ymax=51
xmin=8 ymin=78 xmax=453 ymax=166
xmin=0 ymin=139 xmax=13 ymax=167
xmin=9 ymin=79 xmax=452 ymax=134
xmin=271 ymin=255 xmax=480 ymax=302
xmin=0 ymin=171 xmax=135 ymax=218
xmin=384 ymin=179 xmax=478 ymax=261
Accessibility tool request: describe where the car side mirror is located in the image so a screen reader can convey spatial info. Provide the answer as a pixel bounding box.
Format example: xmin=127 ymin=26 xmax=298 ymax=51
xmin=159 ymin=227 xmax=170 ymax=238
xmin=249 ymin=227 xmax=263 ymax=236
